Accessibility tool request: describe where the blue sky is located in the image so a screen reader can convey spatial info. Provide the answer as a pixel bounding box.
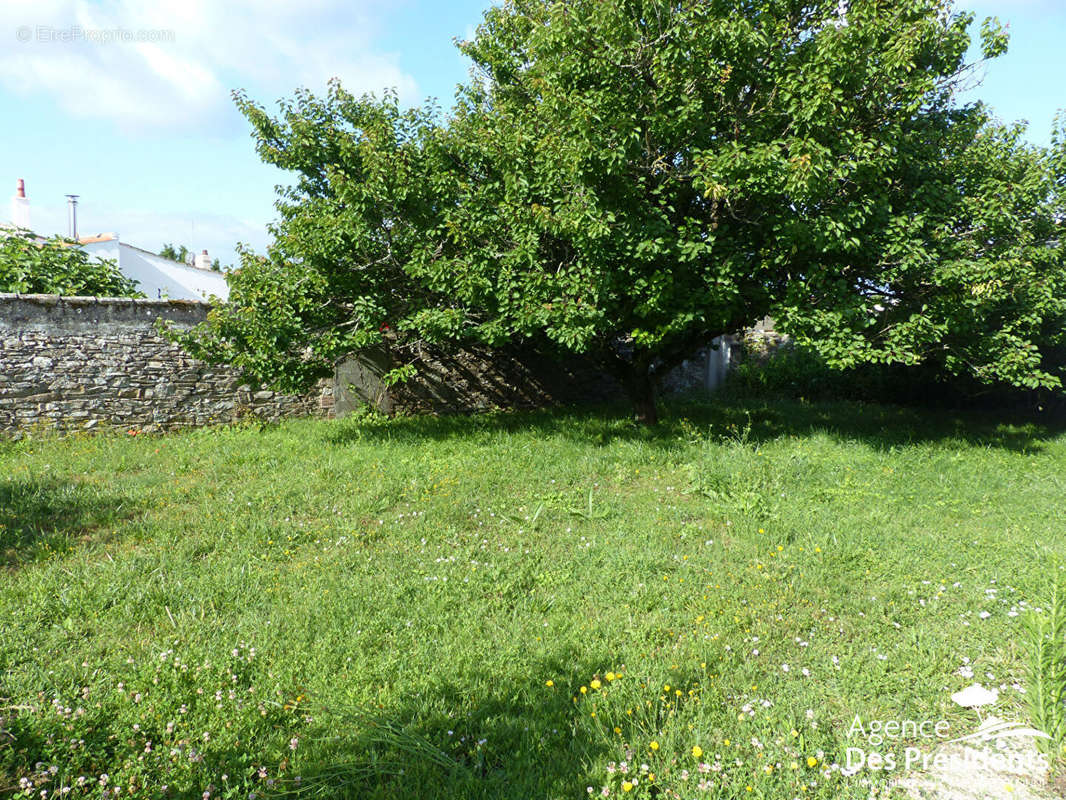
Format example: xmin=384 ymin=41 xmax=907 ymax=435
xmin=1 ymin=0 xmax=1062 ymax=265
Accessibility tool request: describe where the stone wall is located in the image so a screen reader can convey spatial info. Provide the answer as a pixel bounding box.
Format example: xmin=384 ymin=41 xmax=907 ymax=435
xmin=341 ymin=341 xmax=622 ymax=416
xmin=0 ymin=294 xmax=332 ymax=435
xmin=336 ymin=336 xmax=747 ymax=416
xmin=0 ymin=292 xmax=772 ymax=436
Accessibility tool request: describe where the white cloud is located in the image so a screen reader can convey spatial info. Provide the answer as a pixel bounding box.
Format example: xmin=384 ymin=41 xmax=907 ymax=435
xmin=0 ymin=0 xmax=419 ymax=131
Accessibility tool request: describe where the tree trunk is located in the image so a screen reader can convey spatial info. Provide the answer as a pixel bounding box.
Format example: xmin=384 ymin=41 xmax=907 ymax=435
xmin=624 ymin=364 xmax=659 ymax=426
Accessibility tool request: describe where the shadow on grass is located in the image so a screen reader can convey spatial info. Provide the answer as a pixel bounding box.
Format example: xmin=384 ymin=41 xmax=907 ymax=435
xmin=323 ymin=392 xmax=1066 ymax=455
xmin=0 ymin=478 xmax=134 ymax=567
xmin=281 ymin=651 xmax=691 ymax=799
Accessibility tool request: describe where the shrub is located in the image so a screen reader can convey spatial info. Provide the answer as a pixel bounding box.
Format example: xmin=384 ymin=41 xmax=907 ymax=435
xmin=0 ymin=229 xmax=142 ymax=297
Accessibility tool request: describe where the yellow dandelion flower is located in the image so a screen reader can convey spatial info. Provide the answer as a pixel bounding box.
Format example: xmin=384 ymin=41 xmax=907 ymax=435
xmin=545 ymin=680 xmax=554 ymax=687
xmin=580 ymin=686 xmax=588 ymax=694
xmin=590 ymin=679 xmax=602 ymax=690
xmin=606 ymin=672 xmax=616 ymax=681
xmin=807 ymin=756 xmax=818 ymax=768
xmin=622 ymin=781 xmax=634 ymax=793
xmin=650 ymin=741 xmax=660 ymax=751
xmin=692 ymin=745 xmax=703 ymax=759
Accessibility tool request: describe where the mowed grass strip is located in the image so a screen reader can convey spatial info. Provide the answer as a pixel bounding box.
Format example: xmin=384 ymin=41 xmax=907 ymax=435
xmin=2 ymin=397 xmax=1064 ymax=799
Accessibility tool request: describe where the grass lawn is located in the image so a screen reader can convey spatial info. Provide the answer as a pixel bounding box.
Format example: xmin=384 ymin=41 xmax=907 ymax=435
xmin=2 ymin=395 xmax=1065 ymax=799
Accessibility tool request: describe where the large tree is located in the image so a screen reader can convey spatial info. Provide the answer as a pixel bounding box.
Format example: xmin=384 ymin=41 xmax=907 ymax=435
xmin=180 ymin=0 xmax=1065 ymax=422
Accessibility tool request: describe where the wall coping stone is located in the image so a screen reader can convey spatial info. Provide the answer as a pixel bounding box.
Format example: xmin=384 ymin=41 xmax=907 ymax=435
xmin=0 ymin=292 xmax=210 ymax=307
xmin=0 ymin=293 xmax=210 ymax=330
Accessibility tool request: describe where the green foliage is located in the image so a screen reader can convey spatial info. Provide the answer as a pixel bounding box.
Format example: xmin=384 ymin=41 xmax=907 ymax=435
xmin=729 ymin=344 xmax=855 ymax=400
xmin=184 ymin=0 xmax=1065 ymax=421
xmin=3 ymin=401 xmax=1066 ymax=797
xmin=158 ymin=243 xmax=188 ymax=263
xmin=160 ymin=243 xmax=229 ymax=272
xmin=979 ymin=15 xmax=1009 ymax=60
xmin=777 ymin=117 xmax=1066 ymax=393
xmin=381 ymin=362 xmax=419 ymax=387
xmin=0 ymin=230 xmax=142 ymax=297
xmin=726 ymin=341 xmax=1054 ymax=411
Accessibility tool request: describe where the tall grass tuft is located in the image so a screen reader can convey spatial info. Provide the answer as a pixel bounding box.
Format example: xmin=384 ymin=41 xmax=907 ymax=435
xmin=1023 ymin=569 xmax=1066 ymax=772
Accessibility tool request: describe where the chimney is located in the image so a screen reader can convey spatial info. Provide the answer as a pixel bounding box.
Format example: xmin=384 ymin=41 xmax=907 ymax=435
xmin=11 ymin=178 xmax=30 ymax=230
xmin=65 ymin=194 xmax=79 ymax=239
xmin=194 ymin=248 xmax=211 ymax=270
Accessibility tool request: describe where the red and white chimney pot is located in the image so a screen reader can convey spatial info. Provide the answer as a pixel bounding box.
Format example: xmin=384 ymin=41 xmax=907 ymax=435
xmin=11 ymin=178 xmax=31 ymax=230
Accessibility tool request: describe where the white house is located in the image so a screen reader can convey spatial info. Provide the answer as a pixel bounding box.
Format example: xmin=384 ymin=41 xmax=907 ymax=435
xmin=6 ymin=178 xmax=230 ymax=303
xmin=78 ymin=234 xmax=230 ymax=302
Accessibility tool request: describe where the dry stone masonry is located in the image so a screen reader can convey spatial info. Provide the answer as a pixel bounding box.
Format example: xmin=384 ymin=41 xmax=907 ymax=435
xmin=0 ymin=294 xmax=760 ymax=437
xmin=0 ymin=294 xmax=332 ymax=435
